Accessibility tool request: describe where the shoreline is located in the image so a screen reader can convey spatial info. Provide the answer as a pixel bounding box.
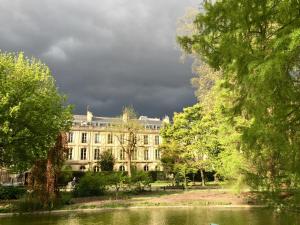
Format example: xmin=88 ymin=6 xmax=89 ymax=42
xmin=0 ymin=204 xmax=268 ymax=217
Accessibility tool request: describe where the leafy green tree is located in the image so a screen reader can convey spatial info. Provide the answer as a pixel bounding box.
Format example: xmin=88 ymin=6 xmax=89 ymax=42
xmin=176 ymin=8 xmax=250 ymax=187
xmin=178 ymin=0 xmax=300 ymax=190
xmin=0 ymin=52 xmax=72 ymax=171
xmin=161 ymin=104 xmax=218 ymax=188
xmin=99 ymin=150 xmax=115 ymax=171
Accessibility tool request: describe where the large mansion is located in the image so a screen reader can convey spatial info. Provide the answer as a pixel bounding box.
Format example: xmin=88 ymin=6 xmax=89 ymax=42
xmin=66 ymin=110 xmax=169 ymax=172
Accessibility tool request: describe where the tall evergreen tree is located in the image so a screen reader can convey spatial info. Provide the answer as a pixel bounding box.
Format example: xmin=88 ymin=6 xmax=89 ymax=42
xmin=178 ymin=0 xmax=300 ymax=190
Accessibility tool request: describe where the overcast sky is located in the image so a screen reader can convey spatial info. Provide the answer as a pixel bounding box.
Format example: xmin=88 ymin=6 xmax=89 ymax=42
xmin=0 ymin=0 xmax=199 ymax=118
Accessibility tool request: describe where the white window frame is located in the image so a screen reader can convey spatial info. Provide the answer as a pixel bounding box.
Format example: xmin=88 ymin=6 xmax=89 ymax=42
xmin=68 ymin=132 xmax=74 ymax=143
xmin=81 ymin=133 xmax=87 ymax=143
xmin=81 ymin=148 xmax=87 ymax=160
xmin=144 ymin=135 xmax=148 ymax=145
xmin=67 ymin=148 xmax=73 ymax=160
xmin=94 ymin=148 xmax=100 ymax=160
xmin=155 ymin=149 xmax=160 ymax=160
xmin=119 ymin=149 xmax=125 ymax=160
xmin=107 ymin=133 xmax=113 ymax=144
xmin=155 ymin=136 xmax=159 ymax=145
xmin=95 ymin=133 xmax=100 ymax=143
xmin=144 ymin=148 xmax=149 ymax=160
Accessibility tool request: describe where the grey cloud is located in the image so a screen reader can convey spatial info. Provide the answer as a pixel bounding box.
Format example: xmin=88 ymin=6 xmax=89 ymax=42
xmin=0 ymin=0 xmax=199 ymax=117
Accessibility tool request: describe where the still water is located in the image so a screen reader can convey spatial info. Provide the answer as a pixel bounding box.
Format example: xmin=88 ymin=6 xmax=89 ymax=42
xmin=0 ymin=207 xmax=299 ymax=225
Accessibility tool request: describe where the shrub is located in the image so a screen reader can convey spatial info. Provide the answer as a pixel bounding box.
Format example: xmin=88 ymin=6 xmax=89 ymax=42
xmin=72 ymin=171 xmax=85 ymax=181
xmin=0 ymin=186 xmax=27 ymax=200
xmin=58 ymin=192 xmax=73 ymax=205
xmin=73 ymin=172 xmax=106 ymax=197
xmin=16 ymin=195 xmax=44 ymax=212
xmin=57 ymin=165 xmax=73 ymax=186
xmin=148 ymin=171 xmax=166 ymax=181
xmin=105 ymin=172 xmax=127 ymax=198
xmin=129 ymin=171 xmax=152 ymax=191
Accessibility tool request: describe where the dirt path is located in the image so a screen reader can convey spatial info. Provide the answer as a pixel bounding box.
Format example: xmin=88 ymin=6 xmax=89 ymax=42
xmin=71 ymin=189 xmax=251 ymax=208
xmin=146 ymin=190 xmax=246 ymax=205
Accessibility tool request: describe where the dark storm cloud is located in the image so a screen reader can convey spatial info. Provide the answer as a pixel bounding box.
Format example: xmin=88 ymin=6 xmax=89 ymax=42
xmin=0 ymin=0 xmax=199 ymax=118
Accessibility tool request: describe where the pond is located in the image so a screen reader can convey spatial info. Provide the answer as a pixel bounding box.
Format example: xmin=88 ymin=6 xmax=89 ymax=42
xmin=0 ymin=207 xmax=299 ymax=225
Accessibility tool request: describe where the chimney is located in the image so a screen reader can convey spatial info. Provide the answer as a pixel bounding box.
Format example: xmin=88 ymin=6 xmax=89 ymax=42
xmin=87 ymin=110 xmax=93 ymax=123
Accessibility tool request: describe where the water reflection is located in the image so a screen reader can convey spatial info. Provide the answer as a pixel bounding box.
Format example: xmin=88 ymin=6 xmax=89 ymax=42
xmin=0 ymin=208 xmax=299 ymax=225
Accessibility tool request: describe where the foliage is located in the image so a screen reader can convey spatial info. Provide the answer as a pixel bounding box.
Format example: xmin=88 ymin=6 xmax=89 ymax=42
xmin=72 ymin=171 xmax=85 ymax=180
xmin=99 ymin=150 xmax=115 ymax=171
xmin=57 ymin=165 xmax=73 ymax=186
xmin=148 ymin=171 xmax=165 ymax=181
xmin=160 ymin=103 xmax=223 ymax=187
xmin=105 ymin=171 xmax=126 ymax=197
xmin=178 ymin=0 xmax=300 ymax=191
xmin=0 ymin=186 xmax=26 ymax=200
xmin=0 ymin=52 xmax=72 ymax=171
xmin=73 ymin=172 xmax=106 ymax=197
xmin=16 ymin=194 xmax=45 ymax=212
xmin=176 ymin=6 xmax=248 ymax=185
xmin=15 ymin=192 xmax=73 ymax=212
xmin=128 ymin=170 xmax=152 ymax=192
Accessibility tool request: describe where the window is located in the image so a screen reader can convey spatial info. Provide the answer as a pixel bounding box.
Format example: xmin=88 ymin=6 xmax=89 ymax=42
xmin=68 ymin=132 xmax=74 ymax=143
xmin=144 ymin=148 xmax=149 ymax=160
xmin=95 ymin=133 xmax=100 ymax=143
xmin=131 ymin=148 xmax=137 ymax=160
xmin=94 ymin=148 xmax=100 ymax=160
xmin=120 ymin=134 xmax=125 ymax=144
xmin=80 ymin=166 xmax=86 ymax=171
xmin=144 ymin=165 xmax=149 ymax=171
xmin=155 ymin=149 xmax=160 ymax=160
xmin=119 ymin=165 xmax=125 ymax=171
xmin=144 ymin=135 xmax=148 ymax=145
xmin=155 ymin=136 xmax=159 ymax=145
xmin=107 ymin=133 xmax=113 ymax=144
xmin=81 ymin=133 xmax=87 ymax=143
xmin=80 ymin=148 xmax=87 ymax=160
xmin=67 ymin=148 xmax=73 ymax=160
xmin=94 ymin=166 xmax=100 ymax=172
xmin=119 ymin=149 xmax=125 ymax=160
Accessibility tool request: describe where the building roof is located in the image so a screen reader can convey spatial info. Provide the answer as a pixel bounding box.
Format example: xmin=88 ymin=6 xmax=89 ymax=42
xmin=72 ymin=112 xmax=164 ymax=130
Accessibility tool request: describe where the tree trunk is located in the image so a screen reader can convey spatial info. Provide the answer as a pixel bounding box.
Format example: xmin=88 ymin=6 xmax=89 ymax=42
xmin=127 ymin=151 xmax=132 ymax=177
xmin=192 ymin=173 xmax=195 ymax=185
xmin=46 ymin=156 xmax=56 ymax=206
xmin=183 ymin=171 xmax=188 ymax=190
xmin=200 ymin=169 xmax=205 ymax=186
xmin=30 ymin=133 xmax=67 ymax=208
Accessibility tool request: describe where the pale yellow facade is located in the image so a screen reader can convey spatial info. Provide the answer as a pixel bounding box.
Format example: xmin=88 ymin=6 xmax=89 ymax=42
xmin=66 ymin=111 xmax=165 ymax=172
